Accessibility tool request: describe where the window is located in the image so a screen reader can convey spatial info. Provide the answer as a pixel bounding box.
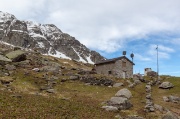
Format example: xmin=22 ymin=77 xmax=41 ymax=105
xmin=122 ymin=61 xmax=126 ymax=67
xmin=108 ymin=71 xmax=112 ymax=74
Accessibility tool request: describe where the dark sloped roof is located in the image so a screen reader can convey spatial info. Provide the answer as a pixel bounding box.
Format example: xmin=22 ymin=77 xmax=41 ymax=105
xmin=95 ymin=56 xmax=135 ymax=65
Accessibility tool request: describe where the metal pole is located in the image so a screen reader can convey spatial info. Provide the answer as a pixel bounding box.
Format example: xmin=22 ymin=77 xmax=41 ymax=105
xmin=157 ymin=45 xmax=159 ymax=80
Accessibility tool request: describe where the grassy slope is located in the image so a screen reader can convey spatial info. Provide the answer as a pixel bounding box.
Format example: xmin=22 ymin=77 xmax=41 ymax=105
xmin=152 ymin=77 xmax=180 ymax=115
xmin=0 ymin=51 xmax=179 ymax=118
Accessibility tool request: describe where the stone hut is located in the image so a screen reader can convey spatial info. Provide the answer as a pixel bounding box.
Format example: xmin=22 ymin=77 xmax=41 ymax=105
xmin=95 ymin=56 xmax=135 ymax=78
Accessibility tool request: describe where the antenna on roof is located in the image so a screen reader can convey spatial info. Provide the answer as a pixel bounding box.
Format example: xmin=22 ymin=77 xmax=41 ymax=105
xmin=130 ymin=52 xmax=134 ymax=62
xmin=123 ymin=51 xmax=126 ymax=56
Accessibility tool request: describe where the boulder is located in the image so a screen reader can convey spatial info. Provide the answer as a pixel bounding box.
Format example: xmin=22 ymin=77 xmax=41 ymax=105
xmin=6 ymin=50 xmax=26 ymax=62
xmin=0 ymin=54 xmax=12 ymax=63
xmin=107 ymin=97 xmax=133 ymax=110
xmin=162 ymin=111 xmax=179 ymax=119
xmin=115 ymin=88 xmax=132 ymax=99
xmin=113 ymin=83 xmax=124 ymax=87
xmin=101 ymin=106 xmax=118 ymax=112
xmin=159 ymin=82 xmax=174 ymax=89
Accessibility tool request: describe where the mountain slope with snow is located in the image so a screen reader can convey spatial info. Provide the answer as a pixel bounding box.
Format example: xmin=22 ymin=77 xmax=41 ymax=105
xmin=0 ymin=11 xmax=105 ymax=63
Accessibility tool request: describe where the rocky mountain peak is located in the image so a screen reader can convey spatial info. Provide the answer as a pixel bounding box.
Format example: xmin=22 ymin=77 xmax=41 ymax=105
xmin=0 ymin=11 xmax=105 ymax=64
xmin=0 ymin=11 xmax=16 ymax=23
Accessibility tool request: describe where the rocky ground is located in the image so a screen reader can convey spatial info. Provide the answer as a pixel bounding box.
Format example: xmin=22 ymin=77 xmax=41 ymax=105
xmin=0 ymin=47 xmax=179 ymax=119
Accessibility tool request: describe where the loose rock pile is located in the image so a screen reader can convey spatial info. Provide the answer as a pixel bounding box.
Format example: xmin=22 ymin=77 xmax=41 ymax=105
xmin=80 ymin=76 xmax=114 ymax=86
xmin=144 ymin=83 xmax=155 ymax=112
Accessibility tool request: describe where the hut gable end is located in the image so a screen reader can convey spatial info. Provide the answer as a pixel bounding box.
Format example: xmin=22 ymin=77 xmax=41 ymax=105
xmin=95 ymin=56 xmax=134 ymax=78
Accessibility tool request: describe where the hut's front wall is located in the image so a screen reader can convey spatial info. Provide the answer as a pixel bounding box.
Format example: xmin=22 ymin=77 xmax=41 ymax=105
xmin=114 ymin=59 xmax=133 ymax=78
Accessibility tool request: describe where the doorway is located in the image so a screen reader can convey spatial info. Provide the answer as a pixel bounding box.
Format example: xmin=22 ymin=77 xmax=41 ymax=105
xmin=122 ymin=71 xmax=126 ymax=79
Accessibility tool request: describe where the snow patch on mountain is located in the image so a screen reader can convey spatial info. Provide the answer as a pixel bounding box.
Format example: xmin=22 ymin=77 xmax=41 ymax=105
xmin=86 ymin=55 xmax=94 ymax=64
xmin=71 ymin=46 xmax=87 ymax=63
xmin=46 ymin=48 xmax=71 ymax=60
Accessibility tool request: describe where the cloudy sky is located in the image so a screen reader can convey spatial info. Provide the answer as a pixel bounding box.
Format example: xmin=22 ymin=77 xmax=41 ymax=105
xmin=1 ymin=0 xmax=180 ymax=76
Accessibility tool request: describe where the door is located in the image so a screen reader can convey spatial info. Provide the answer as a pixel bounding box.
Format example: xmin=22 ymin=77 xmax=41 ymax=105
xmin=122 ymin=72 xmax=126 ymax=79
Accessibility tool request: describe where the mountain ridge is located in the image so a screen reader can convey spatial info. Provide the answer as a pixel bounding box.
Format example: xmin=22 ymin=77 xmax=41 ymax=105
xmin=0 ymin=11 xmax=105 ymax=64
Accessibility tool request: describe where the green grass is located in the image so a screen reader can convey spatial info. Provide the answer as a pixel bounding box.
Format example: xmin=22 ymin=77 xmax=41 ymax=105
xmin=0 ymin=87 xmax=118 ymax=119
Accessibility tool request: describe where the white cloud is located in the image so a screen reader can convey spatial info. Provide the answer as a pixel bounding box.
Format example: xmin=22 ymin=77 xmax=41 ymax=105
xmin=171 ymin=38 xmax=180 ymax=45
xmin=0 ymin=0 xmax=180 ymax=53
xmin=135 ymin=53 xmax=152 ymax=61
xmin=148 ymin=44 xmax=175 ymax=59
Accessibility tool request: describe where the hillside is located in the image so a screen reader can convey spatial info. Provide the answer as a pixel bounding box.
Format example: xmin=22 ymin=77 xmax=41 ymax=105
xmin=0 ymin=47 xmax=179 ymax=119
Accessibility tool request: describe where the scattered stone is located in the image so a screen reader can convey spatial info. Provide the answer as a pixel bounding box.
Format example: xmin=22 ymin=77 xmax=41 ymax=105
xmin=61 ymin=78 xmax=67 ymax=82
xmin=126 ymin=115 xmax=145 ymax=119
xmin=0 ymin=76 xmax=14 ymax=84
xmin=134 ymin=80 xmax=141 ymax=85
xmin=162 ymin=111 xmax=179 ymax=119
xmin=46 ymin=89 xmax=55 ymax=93
xmin=163 ymin=96 xmax=170 ymax=102
xmin=159 ymin=82 xmax=174 ymax=89
xmin=40 ymin=65 xmax=61 ymax=74
xmin=163 ymin=95 xmax=180 ymax=103
xmin=5 ymin=64 xmax=16 ymax=71
xmin=4 ymin=72 xmax=10 ymax=76
xmin=128 ymin=83 xmax=135 ymax=88
xmin=80 ymin=77 xmax=114 ymax=86
xmin=133 ymin=73 xmax=145 ymax=82
xmin=101 ymin=106 xmax=119 ymax=112
xmin=69 ymin=75 xmax=79 ymax=80
xmin=115 ymin=114 xmax=122 ymax=119
xmin=10 ymin=94 xmax=22 ymax=98
xmin=168 ymin=95 xmax=180 ymax=103
xmin=154 ymin=104 xmax=168 ymax=113
xmin=113 ymin=83 xmax=124 ymax=87
xmin=115 ymin=88 xmax=132 ymax=99
xmin=32 ymin=68 xmax=40 ymax=72
xmin=126 ymin=80 xmax=132 ymax=85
